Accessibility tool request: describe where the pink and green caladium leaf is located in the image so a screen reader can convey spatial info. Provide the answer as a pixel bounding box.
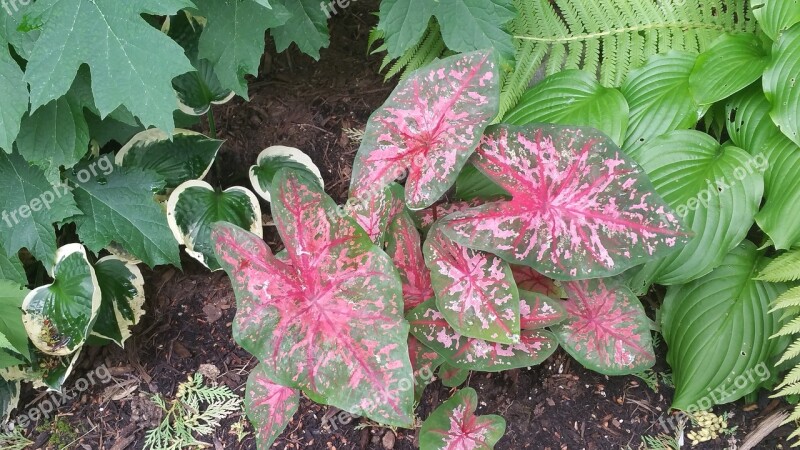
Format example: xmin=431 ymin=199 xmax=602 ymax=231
xmin=551 ymin=278 xmax=655 ymax=375
xmin=511 ymin=265 xmax=564 ymax=298
xmin=245 ymin=363 xmax=299 ymax=450
xmin=439 ymin=363 xmax=470 ymax=388
xmin=441 ymin=124 xmax=688 ymax=280
xmin=344 ymin=184 xmax=396 ymax=247
xmin=409 ymin=335 xmax=444 ymax=401
xmin=412 ymin=198 xmax=489 ymax=233
xmin=519 ymin=290 xmax=566 ymax=330
xmin=350 ymin=50 xmax=500 ymax=210
xmin=212 ymin=169 xmax=414 ymax=427
xmin=386 ymin=211 xmax=434 ymax=311
xmin=424 ymin=224 xmax=520 ymax=344
xmin=408 ymin=299 xmax=557 ymax=372
xmin=420 ymin=388 xmax=506 ymax=450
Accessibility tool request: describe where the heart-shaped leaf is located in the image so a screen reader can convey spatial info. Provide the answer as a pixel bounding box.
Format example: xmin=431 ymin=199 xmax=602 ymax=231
xmin=409 ymin=335 xmax=444 ymax=401
xmin=22 ymin=244 xmax=100 ymax=356
xmin=89 ymin=256 xmax=145 ymax=347
xmin=519 ymin=290 xmax=566 ymax=330
xmin=424 ymin=224 xmax=520 ymax=344
xmin=763 ymin=23 xmax=800 ymax=147
xmin=504 ymin=69 xmax=629 ymax=145
xmin=441 ymin=124 xmax=687 ymax=280
xmin=212 ymin=170 xmax=413 ymax=426
xmin=751 ymin=0 xmax=800 ymax=41
xmin=386 ymin=210 xmax=434 ymax=311
xmin=551 ymin=278 xmax=655 ymax=375
xmin=689 ymin=33 xmax=770 ymax=105
xmin=344 ymin=185 xmax=395 ymax=247
xmin=420 ymin=388 xmax=506 ymax=450
xmin=438 ymin=363 xmax=470 ymax=388
xmin=249 ymin=145 xmax=324 ymax=202
xmin=167 ymin=180 xmax=263 ymax=270
xmin=245 ymin=363 xmax=299 ymax=450
xmin=116 ymin=128 xmax=222 ymax=192
xmin=510 ymin=265 xmax=563 ymax=298
xmin=412 ymin=198 xmax=489 ymax=233
xmin=350 ymin=50 xmax=500 ymax=210
xmin=408 ymin=299 xmax=557 ymax=372
xmin=661 ymin=241 xmax=786 ymax=409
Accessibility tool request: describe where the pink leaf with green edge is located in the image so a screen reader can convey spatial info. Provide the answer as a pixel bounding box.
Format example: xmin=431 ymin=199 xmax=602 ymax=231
xmin=408 ymin=299 xmax=557 ymax=372
xmin=551 ymin=278 xmax=655 ymax=375
xmin=344 ymin=184 xmax=395 ymax=246
xmin=211 ymin=170 xmax=414 ymax=427
xmin=386 ymin=211 xmax=434 ymax=311
xmin=439 ymin=363 xmax=470 ymax=388
xmin=441 ymin=124 xmax=688 ymax=280
xmin=409 ymin=335 xmax=444 ymax=401
xmin=511 ymin=265 xmax=564 ymax=298
xmin=245 ymin=363 xmax=299 ymax=449
xmin=412 ymin=198 xmax=489 ymax=233
xmin=420 ymin=388 xmax=506 ymax=450
xmin=519 ymin=290 xmax=566 ymax=330
xmin=424 ymin=224 xmax=520 ymax=344
xmin=349 ymin=50 xmax=500 ymax=210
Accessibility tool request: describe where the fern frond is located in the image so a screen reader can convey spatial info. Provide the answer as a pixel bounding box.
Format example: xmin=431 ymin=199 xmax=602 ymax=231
xmin=759 ymin=249 xmax=800 ymax=282
xmin=774 ymin=315 xmax=800 ymax=338
xmin=498 ymin=0 xmax=755 ymax=117
xmin=778 ymin=337 xmax=800 ymax=365
xmin=385 ymin=20 xmax=446 ymax=80
xmin=778 ymin=363 xmax=800 ymax=388
xmin=771 ymin=286 xmax=800 ymax=312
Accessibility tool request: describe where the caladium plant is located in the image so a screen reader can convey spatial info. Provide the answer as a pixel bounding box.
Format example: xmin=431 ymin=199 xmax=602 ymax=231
xmin=419 ymin=388 xmax=506 ymax=450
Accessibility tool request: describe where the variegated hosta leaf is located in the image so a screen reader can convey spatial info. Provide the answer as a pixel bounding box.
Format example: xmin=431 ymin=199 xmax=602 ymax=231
xmin=412 ymin=198 xmax=489 ymax=233
xmin=245 ymin=363 xmax=299 ymax=449
xmin=420 ymin=388 xmax=506 ymax=450
xmin=442 ymin=124 xmax=687 ymax=280
xmin=350 ymin=50 xmax=500 ymax=210
xmin=439 ymin=363 xmax=470 ymax=388
xmin=511 ymin=265 xmax=564 ymax=298
xmin=344 ymin=184 xmax=395 ymax=247
xmin=167 ymin=180 xmax=263 ymax=271
xmin=212 ymin=170 xmax=413 ymax=426
xmin=40 ymin=349 xmax=83 ymax=391
xmin=89 ymin=256 xmax=145 ymax=347
xmin=386 ymin=211 xmax=434 ymax=311
xmin=115 ymin=128 xmax=222 ymax=192
xmin=519 ymin=290 xmax=566 ymax=330
xmin=22 ymin=244 xmax=100 ymax=356
xmin=424 ymin=224 xmax=520 ymax=344
xmin=551 ymin=279 xmax=655 ymax=375
xmin=408 ymin=299 xmax=557 ymax=372
xmin=0 ymin=377 xmax=19 ymax=423
xmin=409 ymin=335 xmax=444 ymax=401
xmin=249 ymin=145 xmax=324 ymax=202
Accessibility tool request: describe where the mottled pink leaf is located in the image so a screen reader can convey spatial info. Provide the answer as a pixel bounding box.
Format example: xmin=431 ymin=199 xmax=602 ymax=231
xmin=212 ymin=170 xmax=413 ymax=426
xmin=551 ymin=278 xmax=655 ymax=375
xmin=386 ymin=211 xmax=434 ymax=311
xmin=412 ymin=198 xmax=488 ymax=233
xmin=420 ymin=388 xmax=506 ymax=450
xmin=519 ymin=290 xmax=566 ymax=330
xmin=442 ymin=124 xmax=688 ymax=280
xmin=424 ymin=224 xmax=520 ymax=344
xmin=408 ymin=299 xmax=557 ymax=372
xmin=344 ymin=184 xmax=395 ymax=246
xmin=409 ymin=335 xmax=444 ymax=401
xmin=245 ymin=363 xmax=299 ymax=449
xmin=350 ymin=50 xmax=500 ymax=210
xmin=439 ymin=363 xmax=470 ymax=388
xmin=511 ymin=265 xmax=564 ymax=298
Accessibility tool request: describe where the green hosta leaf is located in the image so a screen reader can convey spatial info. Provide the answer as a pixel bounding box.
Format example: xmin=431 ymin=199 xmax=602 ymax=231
xmin=689 ymin=33 xmax=770 ymax=105
xmin=116 ymin=129 xmax=222 ymax=192
xmin=270 ymin=0 xmax=330 ymax=60
xmin=725 ymin=83 xmax=782 ymax=156
xmin=408 ymin=299 xmax=557 ymax=372
xmin=245 ymin=363 xmax=299 ymax=450
xmin=621 ymin=52 xmax=702 ymax=152
xmin=438 ymin=363 xmax=469 ymax=388
xmin=0 ymin=280 xmax=31 ymax=363
xmin=16 ymin=96 xmax=90 ymax=185
xmin=504 ymin=70 xmax=629 ymax=145
xmin=0 ymin=151 xmax=81 ymax=265
xmin=21 ymin=245 xmax=100 ymax=356
xmin=751 ymin=0 xmax=800 ymax=41
xmin=249 ymin=145 xmax=324 ymax=202
xmin=0 ymin=244 xmax=25 ymax=287
xmin=424 ymin=224 xmax=520 ymax=344
xmin=661 ymin=241 xmax=786 ymax=410
xmin=420 ymin=388 xmax=506 ymax=450
xmin=0 ymin=378 xmax=19 ymax=423
xmin=90 ymin=256 xmax=145 ymax=347
xmin=378 ymin=0 xmax=515 ymax=61
xmin=552 ymin=279 xmax=655 ymax=375
xmin=167 ymin=181 xmax=262 ymax=270
xmin=195 ymin=0 xmax=291 ymax=97
xmin=756 ymin=134 xmax=800 ymax=249
xmin=66 ymin=160 xmax=181 ymax=268
xmin=629 ymin=131 xmax=764 ymax=285
xmin=23 ymin=0 xmax=194 ymax=133
xmin=0 ymin=45 xmax=27 ymax=153
xmin=763 ymin=23 xmax=800 ymax=147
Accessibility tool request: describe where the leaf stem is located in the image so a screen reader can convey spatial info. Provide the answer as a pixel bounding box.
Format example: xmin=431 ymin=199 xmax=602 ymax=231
xmin=207 ymin=108 xmax=217 ymax=139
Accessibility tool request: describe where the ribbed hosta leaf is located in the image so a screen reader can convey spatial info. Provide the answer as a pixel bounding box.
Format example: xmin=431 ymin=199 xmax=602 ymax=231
xmin=504 ymin=70 xmax=629 ymax=145
xmin=629 ymin=130 xmax=764 ymax=285
xmin=350 ymin=50 xmax=500 ymax=210
xmin=552 ymin=279 xmax=655 ymax=375
xmin=661 ymin=241 xmax=786 ymax=410
xmin=763 ymin=23 xmax=800 ymax=147
xmin=408 ymin=299 xmax=557 ymax=371
xmin=212 ymin=170 xmax=413 ymax=426
xmin=420 ymin=388 xmax=506 ymax=450
xmin=424 ymin=224 xmax=520 ymax=344
xmin=386 ymin=211 xmax=434 ymax=311
xmin=245 ymin=363 xmax=299 ymax=450
xmin=725 ymin=83 xmax=782 ymax=156
xmin=441 ymin=124 xmax=687 ymax=280
xmin=756 ymin=134 xmax=800 ymax=249
xmin=689 ymin=33 xmax=770 ymax=105
xmin=249 ymin=146 xmax=324 ymax=202
xmin=751 ymin=0 xmax=800 ymax=41
xmin=409 ymin=335 xmax=443 ymax=400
